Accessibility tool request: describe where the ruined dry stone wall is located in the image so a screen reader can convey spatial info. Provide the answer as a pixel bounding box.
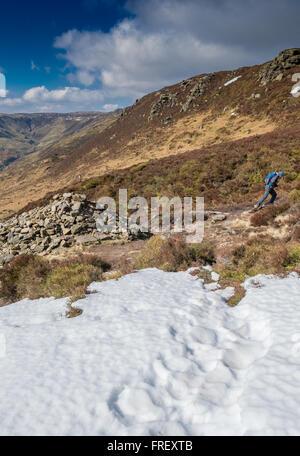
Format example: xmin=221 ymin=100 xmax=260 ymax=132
xmin=0 ymin=193 xmax=147 ymax=265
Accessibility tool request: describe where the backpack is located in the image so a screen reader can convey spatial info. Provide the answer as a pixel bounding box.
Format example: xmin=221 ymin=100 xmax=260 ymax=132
xmin=264 ymin=172 xmax=277 ymax=185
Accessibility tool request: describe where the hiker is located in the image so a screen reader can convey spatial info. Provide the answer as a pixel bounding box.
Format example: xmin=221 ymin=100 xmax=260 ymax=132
xmin=254 ymin=171 xmax=284 ymax=210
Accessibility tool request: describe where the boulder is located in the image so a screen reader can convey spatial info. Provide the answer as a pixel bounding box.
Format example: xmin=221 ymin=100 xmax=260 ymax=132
xmin=71 ymin=224 xmax=83 ymax=235
xmin=212 ymin=214 xmax=227 ymax=222
xmin=75 ymin=235 xmax=99 ymax=245
xmin=72 ymin=201 xmax=82 ymax=211
xmin=0 ymin=254 xmax=14 ymax=265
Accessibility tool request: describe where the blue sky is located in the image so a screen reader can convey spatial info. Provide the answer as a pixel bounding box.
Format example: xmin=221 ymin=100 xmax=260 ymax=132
xmin=1 ymin=1 xmax=129 ymax=94
xmin=0 ymin=0 xmax=299 ymax=113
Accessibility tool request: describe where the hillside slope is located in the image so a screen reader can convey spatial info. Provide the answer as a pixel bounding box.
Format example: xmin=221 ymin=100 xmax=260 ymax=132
xmin=0 ymin=111 xmax=117 ymax=170
xmin=0 ymin=48 xmax=299 ymax=215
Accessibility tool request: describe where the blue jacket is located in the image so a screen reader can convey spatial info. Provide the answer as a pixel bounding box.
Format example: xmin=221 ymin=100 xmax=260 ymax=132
xmin=265 ymin=172 xmax=280 ymax=188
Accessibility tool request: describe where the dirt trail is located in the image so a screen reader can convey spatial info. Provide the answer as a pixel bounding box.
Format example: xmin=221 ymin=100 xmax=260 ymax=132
xmin=49 ymin=239 xmax=147 ymax=271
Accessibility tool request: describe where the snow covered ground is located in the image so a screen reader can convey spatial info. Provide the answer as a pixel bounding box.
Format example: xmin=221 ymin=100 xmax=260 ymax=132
xmin=0 ymin=268 xmax=300 ymax=436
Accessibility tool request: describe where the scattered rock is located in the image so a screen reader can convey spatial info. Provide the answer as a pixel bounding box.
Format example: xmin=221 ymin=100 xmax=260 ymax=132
xmin=251 ymin=93 xmax=261 ymax=99
xmin=275 ymin=73 xmax=284 ymax=82
xmin=162 ymin=116 xmax=172 ymax=125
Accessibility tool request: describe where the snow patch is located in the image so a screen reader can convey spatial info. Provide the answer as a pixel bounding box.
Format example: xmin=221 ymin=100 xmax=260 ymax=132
xmin=0 ymin=269 xmax=300 ymax=436
xmin=224 ymin=76 xmax=241 ymax=86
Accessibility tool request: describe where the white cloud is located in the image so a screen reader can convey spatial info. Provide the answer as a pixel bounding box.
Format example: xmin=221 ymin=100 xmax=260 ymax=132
xmin=74 ymin=70 xmax=95 ymax=86
xmin=54 ymin=20 xmax=249 ymax=99
xmin=53 ymin=0 xmax=300 ymax=103
xmin=103 ymin=103 xmax=118 ymax=111
xmin=0 ymin=86 xmax=118 ymax=113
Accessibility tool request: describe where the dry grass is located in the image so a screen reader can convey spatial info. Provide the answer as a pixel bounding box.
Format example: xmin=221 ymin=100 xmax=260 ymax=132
xmin=102 ymin=257 xmax=135 ymax=282
xmin=250 ymin=202 xmax=290 ymax=226
xmin=135 ymin=236 xmax=215 ymax=272
xmin=0 ymin=254 xmax=110 ymax=304
xmin=214 ymin=235 xmax=300 ymax=305
xmin=1 ymin=230 xmax=298 ymax=311
xmin=126 ymin=111 xmax=276 ymax=160
xmin=118 ymin=256 xmax=135 ymax=275
xmin=67 ymin=306 xmax=83 ymax=318
xmin=289 ymin=189 xmax=300 ymax=203
xmin=291 ymin=224 xmax=300 ymax=241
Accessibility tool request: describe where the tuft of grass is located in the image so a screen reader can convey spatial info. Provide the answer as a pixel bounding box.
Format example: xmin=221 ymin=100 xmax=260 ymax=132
xmin=289 ymin=189 xmax=300 ymax=204
xmin=189 ymin=268 xmax=212 ymax=284
xmin=0 ymin=254 xmax=51 ymax=303
xmin=0 ymin=254 xmax=110 ymax=304
xmin=227 ymin=285 xmax=246 ymax=307
xmin=80 ymin=178 xmax=102 ymax=191
xmin=283 ymin=244 xmax=300 ymax=271
xmin=42 ymin=262 xmax=101 ymax=302
xmin=250 ymin=202 xmax=290 ymax=226
xmin=135 ymin=236 xmax=215 ymax=272
xmin=218 ymin=237 xmax=289 ymax=277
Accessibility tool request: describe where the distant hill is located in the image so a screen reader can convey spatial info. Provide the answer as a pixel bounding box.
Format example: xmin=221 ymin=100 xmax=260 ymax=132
xmin=0 ymin=111 xmax=118 ymax=169
xmin=0 ymin=48 xmax=299 ymax=216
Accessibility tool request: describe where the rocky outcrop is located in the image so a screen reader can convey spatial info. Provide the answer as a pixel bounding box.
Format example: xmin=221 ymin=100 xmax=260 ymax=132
xmin=148 ymin=73 xmax=214 ymax=120
xmin=258 ymin=48 xmax=300 ymax=85
xmin=181 ymin=74 xmax=214 ymax=112
xmin=148 ymin=92 xmax=178 ymax=121
xmin=0 ymin=193 xmax=148 ymax=265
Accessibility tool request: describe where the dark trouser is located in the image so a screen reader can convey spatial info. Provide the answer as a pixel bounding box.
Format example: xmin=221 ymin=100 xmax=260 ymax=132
xmin=258 ymin=185 xmax=277 ymax=207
